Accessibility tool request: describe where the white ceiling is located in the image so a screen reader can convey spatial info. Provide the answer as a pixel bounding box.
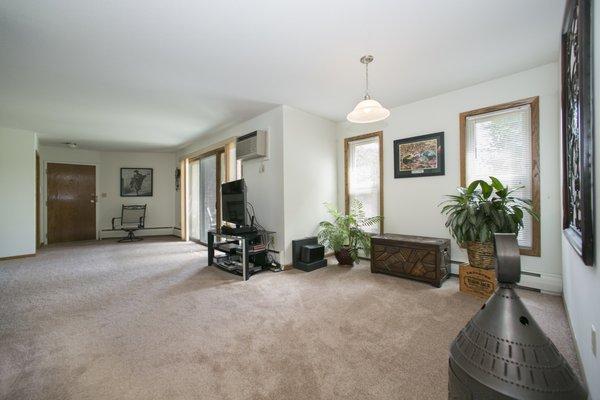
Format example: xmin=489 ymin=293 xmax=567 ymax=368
xmin=0 ymin=0 xmax=565 ymax=151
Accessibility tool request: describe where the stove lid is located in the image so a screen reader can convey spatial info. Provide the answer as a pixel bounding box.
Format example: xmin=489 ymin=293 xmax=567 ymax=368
xmin=451 ymin=287 xmax=586 ymax=398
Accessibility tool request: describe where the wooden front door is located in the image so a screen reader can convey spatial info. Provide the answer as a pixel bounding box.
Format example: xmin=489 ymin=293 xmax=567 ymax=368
xmin=47 ymin=163 xmax=96 ymax=243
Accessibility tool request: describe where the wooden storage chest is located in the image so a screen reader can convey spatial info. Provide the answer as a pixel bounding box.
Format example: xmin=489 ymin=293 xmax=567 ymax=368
xmin=371 ymin=234 xmax=451 ymax=287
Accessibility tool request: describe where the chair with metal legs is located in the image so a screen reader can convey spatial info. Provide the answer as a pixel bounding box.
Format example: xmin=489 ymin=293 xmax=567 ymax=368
xmin=112 ymin=204 xmax=146 ymax=242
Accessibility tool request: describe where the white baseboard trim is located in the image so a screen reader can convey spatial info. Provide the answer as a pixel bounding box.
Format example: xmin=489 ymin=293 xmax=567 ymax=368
xmin=562 ymin=296 xmax=590 ymax=392
xmin=449 ymin=263 xmax=461 ymax=276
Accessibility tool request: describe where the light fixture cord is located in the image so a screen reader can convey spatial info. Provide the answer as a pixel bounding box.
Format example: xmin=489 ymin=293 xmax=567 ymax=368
xmin=364 ymin=62 xmax=370 ymax=99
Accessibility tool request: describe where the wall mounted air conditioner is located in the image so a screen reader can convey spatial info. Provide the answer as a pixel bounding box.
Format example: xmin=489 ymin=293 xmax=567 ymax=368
xmin=236 ymin=130 xmax=267 ymax=160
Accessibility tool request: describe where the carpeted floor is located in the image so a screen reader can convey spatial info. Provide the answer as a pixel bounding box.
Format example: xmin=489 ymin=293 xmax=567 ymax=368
xmin=0 ymin=237 xmax=581 ymax=400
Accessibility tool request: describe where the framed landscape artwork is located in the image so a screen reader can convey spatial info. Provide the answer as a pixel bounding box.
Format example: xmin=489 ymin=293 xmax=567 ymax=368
xmin=120 ymin=168 xmax=153 ymax=197
xmin=394 ymin=132 xmax=445 ymax=178
xmin=561 ymin=0 xmax=594 ymax=266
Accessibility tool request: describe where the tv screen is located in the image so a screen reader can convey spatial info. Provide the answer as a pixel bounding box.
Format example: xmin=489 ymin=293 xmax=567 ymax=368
xmin=221 ymin=179 xmax=247 ymax=227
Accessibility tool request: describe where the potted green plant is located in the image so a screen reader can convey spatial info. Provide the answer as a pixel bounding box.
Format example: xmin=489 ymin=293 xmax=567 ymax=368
xmin=439 ymin=177 xmax=538 ymax=269
xmin=317 ymin=199 xmax=382 ymax=265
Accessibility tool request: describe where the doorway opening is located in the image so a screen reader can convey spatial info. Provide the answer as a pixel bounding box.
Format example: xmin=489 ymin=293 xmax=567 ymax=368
xmin=187 ymin=149 xmax=226 ymax=245
xmin=180 ymin=140 xmax=236 ymax=243
xmin=36 ymin=151 xmax=40 ymax=249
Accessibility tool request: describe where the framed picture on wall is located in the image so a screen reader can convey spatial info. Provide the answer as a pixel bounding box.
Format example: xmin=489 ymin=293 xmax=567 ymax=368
xmin=393 ymin=132 xmax=445 ymax=178
xmin=120 ymin=168 xmax=153 ymax=197
xmin=561 ymin=0 xmax=594 ymax=266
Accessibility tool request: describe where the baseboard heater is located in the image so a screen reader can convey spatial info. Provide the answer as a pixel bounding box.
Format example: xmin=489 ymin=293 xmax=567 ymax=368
xmin=101 ymin=226 xmax=174 ymax=231
xmin=449 ymin=259 xmax=543 ymax=292
xmin=99 ymin=226 xmax=176 ymax=240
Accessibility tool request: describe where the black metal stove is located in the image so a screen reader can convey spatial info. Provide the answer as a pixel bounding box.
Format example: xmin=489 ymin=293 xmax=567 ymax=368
xmin=448 ymin=233 xmax=587 ymax=399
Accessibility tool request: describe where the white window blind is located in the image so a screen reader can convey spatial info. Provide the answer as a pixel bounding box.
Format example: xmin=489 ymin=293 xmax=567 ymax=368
xmin=465 ymin=105 xmax=533 ymax=247
xmin=348 ymin=136 xmax=380 ymax=234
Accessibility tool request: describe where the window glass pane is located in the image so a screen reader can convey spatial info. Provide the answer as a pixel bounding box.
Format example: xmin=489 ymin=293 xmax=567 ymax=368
xmin=465 ymin=105 xmax=532 ymax=247
xmin=199 ymin=155 xmax=217 ymax=243
xmin=348 ymin=136 xmax=380 ymax=234
xmin=187 ymin=155 xmax=217 ymax=243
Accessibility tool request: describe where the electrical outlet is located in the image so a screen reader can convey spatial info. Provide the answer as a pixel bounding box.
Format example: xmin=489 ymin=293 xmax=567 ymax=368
xmin=592 ymin=325 xmax=597 ymax=357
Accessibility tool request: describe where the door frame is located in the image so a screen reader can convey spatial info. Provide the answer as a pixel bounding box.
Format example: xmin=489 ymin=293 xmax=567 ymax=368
xmin=179 ymin=137 xmax=237 ymax=242
xmin=186 ymin=148 xmax=225 ymax=245
xmin=36 ymin=151 xmax=41 ymax=249
xmin=42 ymin=160 xmax=100 ymax=245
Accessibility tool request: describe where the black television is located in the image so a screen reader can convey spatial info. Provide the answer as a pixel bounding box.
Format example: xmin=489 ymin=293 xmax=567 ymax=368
xmin=221 ymin=179 xmax=247 ymax=227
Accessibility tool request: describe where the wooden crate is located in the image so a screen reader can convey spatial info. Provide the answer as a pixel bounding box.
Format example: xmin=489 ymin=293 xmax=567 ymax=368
xmin=459 ymin=263 xmax=497 ymax=299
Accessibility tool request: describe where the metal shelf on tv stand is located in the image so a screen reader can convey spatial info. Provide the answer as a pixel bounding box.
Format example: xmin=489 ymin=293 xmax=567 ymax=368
xmin=207 ymin=230 xmax=275 ymax=281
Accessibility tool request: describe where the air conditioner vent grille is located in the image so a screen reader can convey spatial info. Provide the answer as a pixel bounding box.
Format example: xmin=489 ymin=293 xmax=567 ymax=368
xmin=236 ymin=130 xmax=267 ymax=160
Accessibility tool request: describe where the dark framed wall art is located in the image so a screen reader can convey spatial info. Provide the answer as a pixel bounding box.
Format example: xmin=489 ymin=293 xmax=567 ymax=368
xmin=561 ymin=0 xmax=594 ymax=266
xmin=175 ymin=168 xmax=181 ymax=191
xmin=393 ymin=132 xmax=445 ymax=178
xmin=120 ymin=168 xmax=153 ymax=197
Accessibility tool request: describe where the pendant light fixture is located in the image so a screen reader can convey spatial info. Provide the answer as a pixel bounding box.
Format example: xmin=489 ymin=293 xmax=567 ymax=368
xmin=346 ymin=55 xmax=390 ymax=124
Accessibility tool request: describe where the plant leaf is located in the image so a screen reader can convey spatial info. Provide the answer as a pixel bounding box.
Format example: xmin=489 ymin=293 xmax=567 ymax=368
xmin=490 ymin=176 xmax=504 ymax=191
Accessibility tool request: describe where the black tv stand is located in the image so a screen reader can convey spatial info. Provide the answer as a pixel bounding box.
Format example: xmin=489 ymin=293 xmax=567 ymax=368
xmin=207 ymin=229 xmax=275 ymax=281
xmin=220 ymin=225 xmax=258 ymax=235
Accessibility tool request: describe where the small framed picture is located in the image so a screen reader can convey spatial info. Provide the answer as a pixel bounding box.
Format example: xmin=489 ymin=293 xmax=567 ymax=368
xmin=394 ymin=132 xmax=445 ymax=178
xmin=120 ymin=168 xmax=153 ymax=197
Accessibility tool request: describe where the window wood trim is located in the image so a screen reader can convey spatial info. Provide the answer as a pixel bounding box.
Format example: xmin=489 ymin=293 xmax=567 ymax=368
xmin=344 ymin=131 xmax=384 ymax=235
xmin=188 ymin=147 xmax=224 ymax=162
xmin=459 ymin=96 xmax=540 ymax=257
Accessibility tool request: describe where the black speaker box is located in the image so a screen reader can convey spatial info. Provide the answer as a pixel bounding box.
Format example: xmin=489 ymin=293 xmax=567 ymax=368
xmin=295 ymin=259 xmax=327 ymax=272
xmin=301 ymin=244 xmax=324 ymax=263
xmin=292 ymin=237 xmax=327 ymax=272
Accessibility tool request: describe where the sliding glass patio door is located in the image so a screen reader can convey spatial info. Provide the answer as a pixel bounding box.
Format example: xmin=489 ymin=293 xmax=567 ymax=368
xmin=187 ymin=152 xmax=223 ymax=244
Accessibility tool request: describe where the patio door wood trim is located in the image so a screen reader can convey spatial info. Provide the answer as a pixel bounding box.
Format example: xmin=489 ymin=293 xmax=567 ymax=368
xmin=184 ymin=147 xmax=226 ymax=244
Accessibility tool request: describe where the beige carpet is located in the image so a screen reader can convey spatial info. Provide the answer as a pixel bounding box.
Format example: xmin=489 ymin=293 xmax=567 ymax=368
xmin=0 ymin=237 xmax=580 ymax=400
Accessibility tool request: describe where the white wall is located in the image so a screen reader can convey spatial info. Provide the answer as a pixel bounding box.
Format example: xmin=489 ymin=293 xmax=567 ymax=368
xmin=98 ymin=152 xmax=176 ymax=231
xmin=39 ymin=145 xmax=176 ymax=240
xmin=178 ymin=105 xmax=336 ymax=264
xmin=336 ymin=63 xmax=562 ymax=292
xmin=0 ymin=127 xmax=37 ymax=258
xmin=561 ymin=4 xmax=600 ymax=397
xmin=282 ymin=106 xmax=337 ymax=264
xmin=178 ymin=106 xmax=286 ymax=261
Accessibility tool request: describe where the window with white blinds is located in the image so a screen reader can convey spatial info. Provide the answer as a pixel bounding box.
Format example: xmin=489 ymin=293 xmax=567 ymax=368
xmin=345 ymin=133 xmax=382 ymax=234
xmin=463 ymin=101 xmax=538 ymax=252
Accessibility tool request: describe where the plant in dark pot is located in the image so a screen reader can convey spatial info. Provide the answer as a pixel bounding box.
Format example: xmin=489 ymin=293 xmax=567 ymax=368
xmin=440 ymin=177 xmax=537 ymax=269
xmin=317 ymin=199 xmax=382 ymax=265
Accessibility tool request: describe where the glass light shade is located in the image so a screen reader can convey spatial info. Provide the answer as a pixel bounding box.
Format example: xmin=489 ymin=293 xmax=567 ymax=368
xmin=346 ymin=98 xmax=390 ymax=123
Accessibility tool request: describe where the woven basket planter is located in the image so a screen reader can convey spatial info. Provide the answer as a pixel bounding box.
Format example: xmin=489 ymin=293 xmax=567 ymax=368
xmin=465 ymin=241 xmax=495 ymax=269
